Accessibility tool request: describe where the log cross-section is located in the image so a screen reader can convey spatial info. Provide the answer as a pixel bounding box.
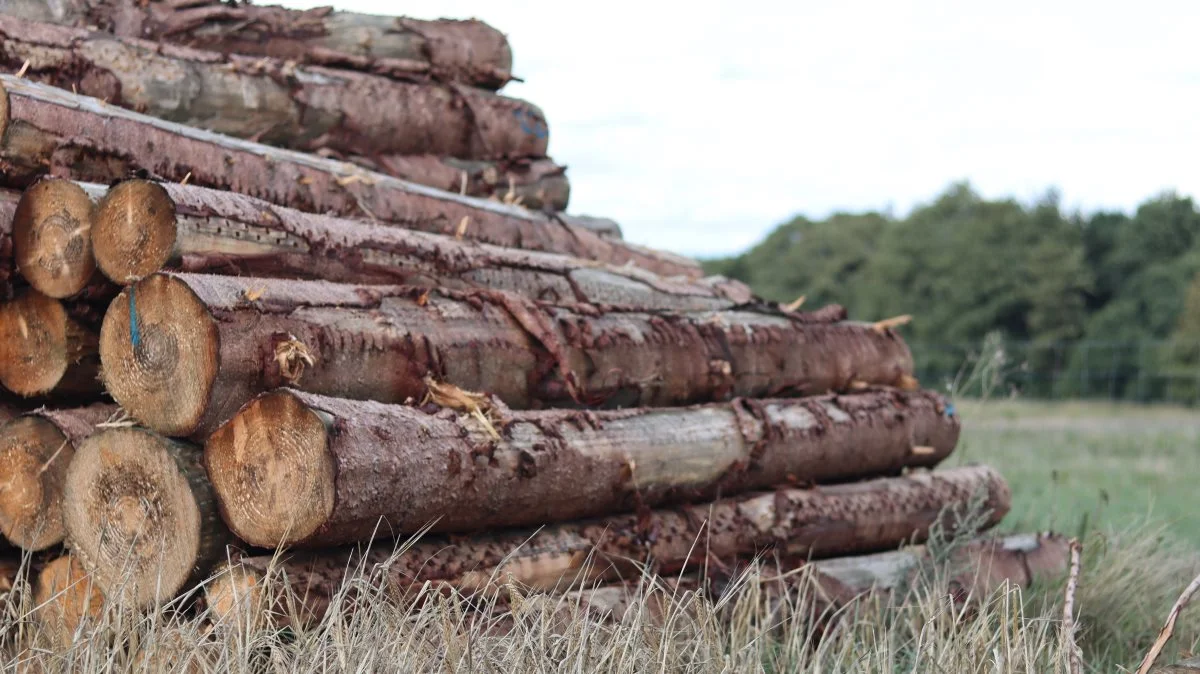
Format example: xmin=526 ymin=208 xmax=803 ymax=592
xmin=99 ymin=273 xmax=915 ymax=437
xmin=204 ymin=387 xmax=960 ymax=548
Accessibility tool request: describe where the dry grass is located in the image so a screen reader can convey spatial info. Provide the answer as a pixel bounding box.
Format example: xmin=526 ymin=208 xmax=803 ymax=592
xmin=0 ymin=517 xmax=1196 ymax=673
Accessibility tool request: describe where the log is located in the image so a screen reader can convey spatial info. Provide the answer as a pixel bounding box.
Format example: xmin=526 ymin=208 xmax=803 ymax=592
xmin=86 ymin=178 xmax=747 ymax=310
xmin=372 ymin=156 xmax=571 ymax=212
xmin=0 ymin=288 xmax=102 ymax=398
xmin=0 ymin=553 xmax=18 ymax=593
xmin=62 ymin=427 xmax=231 ymax=609
xmin=0 ymin=404 xmax=115 ymax=551
xmin=0 ymin=0 xmax=515 ymax=89
xmin=11 ymin=176 xmax=96 ymax=298
xmin=205 ymin=387 xmax=959 ymax=548
xmin=0 ymin=76 xmax=696 ymax=278
xmin=32 ymin=555 xmax=106 ymax=648
xmin=98 ymin=272 xmax=915 ymax=437
xmin=0 ymin=15 xmax=543 ymax=162
xmin=206 ymin=465 xmax=1009 ymax=625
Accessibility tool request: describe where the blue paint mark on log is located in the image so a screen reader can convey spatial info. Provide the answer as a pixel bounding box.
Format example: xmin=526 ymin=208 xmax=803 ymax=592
xmin=129 ymin=287 xmax=141 ymax=348
xmin=513 ymin=109 xmax=548 ymax=139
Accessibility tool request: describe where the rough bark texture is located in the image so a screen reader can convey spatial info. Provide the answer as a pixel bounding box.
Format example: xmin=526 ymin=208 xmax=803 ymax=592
xmin=32 ymin=554 xmax=107 ymax=649
xmin=0 ymin=403 xmax=116 ymax=550
xmin=99 ymin=272 xmax=914 ymax=437
xmin=0 ymin=76 xmax=694 ymax=278
xmin=0 ymin=189 xmax=14 ymax=295
xmin=0 ymin=15 xmax=544 ymax=162
xmin=62 ymin=428 xmax=231 ymax=609
xmin=371 ymin=155 xmax=570 ymax=212
xmin=0 ymin=0 xmax=515 ymax=89
xmin=0 ymin=288 xmax=103 ymax=398
xmin=84 ymin=178 xmax=746 ymax=310
xmin=212 ymin=466 xmax=1008 ymax=625
xmin=205 ymin=387 xmax=959 ymax=548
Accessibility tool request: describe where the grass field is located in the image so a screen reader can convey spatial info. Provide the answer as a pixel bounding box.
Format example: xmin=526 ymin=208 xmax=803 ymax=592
xmin=3 ymin=399 xmax=1198 ymax=672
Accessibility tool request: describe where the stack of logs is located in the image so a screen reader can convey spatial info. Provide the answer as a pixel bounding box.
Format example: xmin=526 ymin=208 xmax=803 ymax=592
xmin=0 ymin=0 xmax=1068 ymax=649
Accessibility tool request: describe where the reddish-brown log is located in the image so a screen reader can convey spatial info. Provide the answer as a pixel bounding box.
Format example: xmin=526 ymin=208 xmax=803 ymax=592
xmin=204 ymin=387 xmax=959 ymax=548
xmin=0 ymin=15 xmax=543 ymax=162
xmin=0 ymin=0 xmax=514 ymax=89
xmin=205 ymin=465 xmax=1009 ymax=626
xmin=99 ymin=272 xmax=915 ymax=437
xmin=0 ymin=76 xmax=697 ymax=278
xmin=86 ymin=178 xmax=744 ymax=310
xmin=372 ymin=156 xmax=571 ymax=212
xmin=0 ymin=403 xmax=115 ymax=551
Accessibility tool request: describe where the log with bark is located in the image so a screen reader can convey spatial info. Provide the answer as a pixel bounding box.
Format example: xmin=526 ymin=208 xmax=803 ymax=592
xmin=0 ymin=0 xmax=515 ymax=89
xmin=0 ymin=403 xmax=115 ymax=551
xmin=0 ymin=288 xmax=103 ymax=398
xmin=372 ymin=155 xmax=571 ymax=212
xmin=62 ymin=427 xmax=231 ymax=609
xmin=0 ymin=76 xmax=696 ymax=278
xmin=204 ymin=387 xmax=958 ymax=548
xmin=98 ymin=272 xmax=915 ymax=437
xmin=85 ymin=178 xmax=746 ymax=310
xmin=32 ymin=554 xmax=107 ymax=649
xmin=0 ymin=15 xmax=544 ymax=162
xmin=203 ymin=465 xmax=1009 ymax=626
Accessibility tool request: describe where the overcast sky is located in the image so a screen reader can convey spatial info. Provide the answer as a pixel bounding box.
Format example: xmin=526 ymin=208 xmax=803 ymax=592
xmin=280 ymin=0 xmax=1199 ymax=258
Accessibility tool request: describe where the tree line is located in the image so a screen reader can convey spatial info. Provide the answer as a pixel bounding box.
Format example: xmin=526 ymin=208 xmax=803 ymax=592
xmin=701 ymin=181 xmax=1200 ymax=402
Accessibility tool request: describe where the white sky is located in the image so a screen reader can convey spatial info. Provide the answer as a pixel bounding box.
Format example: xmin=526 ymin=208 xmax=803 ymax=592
xmin=280 ymin=0 xmax=1200 ymax=258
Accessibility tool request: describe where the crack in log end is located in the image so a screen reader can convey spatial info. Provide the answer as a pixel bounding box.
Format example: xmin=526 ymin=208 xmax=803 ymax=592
xmin=204 ymin=390 xmax=334 ymax=548
xmin=63 ymin=428 xmax=209 ymax=609
xmin=12 ymin=177 xmax=96 ymax=298
xmin=0 ymin=416 xmax=72 ymax=550
xmin=0 ymin=290 xmax=74 ymax=396
xmin=93 ymin=179 xmax=178 ymax=284
xmin=99 ymin=274 xmax=219 ymax=436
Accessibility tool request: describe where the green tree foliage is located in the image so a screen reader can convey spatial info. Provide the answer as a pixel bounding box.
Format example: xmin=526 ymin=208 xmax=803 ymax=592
xmin=701 ymin=182 xmax=1200 ymax=402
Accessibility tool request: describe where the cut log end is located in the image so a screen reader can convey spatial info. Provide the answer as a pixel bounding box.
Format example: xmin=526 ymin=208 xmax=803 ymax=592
xmin=99 ymin=274 xmax=218 ymax=436
xmin=0 ymin=416 xmax=74 ymax=550
xmin=34 ymin=555 xmax=106 ymax=647
xmin=93 ymin=180 xmax=178 ymax=284
xmin=0 ymin=290 xmax=79 ymax=396
xmin=13 ymin=178 xmax=96 ymax=298
xmin=63 ymin=428 xmax=203 ymax=608
xmin=205 ymin=390 xmax=334 ymax=548
xmin=206 ymin=562 xmax=268 ymax=629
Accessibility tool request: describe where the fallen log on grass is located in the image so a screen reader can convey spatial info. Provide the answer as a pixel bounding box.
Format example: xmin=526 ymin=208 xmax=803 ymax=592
xmin=0 ymin=15 xmax=544 ymax=161
xmin=0 ymin=288 xmax=102 ymax=398
xmin=205 ymin=465 xmax=1009 ymax=626
xmin=99 ymin=272 xmax=915 ymax=437
xmin=63 ymin=427 xmax=231 ymax=609
xmin=205 ymin=387 xmax=959 ymax=548
xmin=0 ymin=0 xmax=515 ymax=89
xmin=0 ymin=76 xmax=696 ymax=278
xmin=0 ymin=404 xmax=115 ymax=550
xmin=86 ymin=179 xmax=744 ymax=309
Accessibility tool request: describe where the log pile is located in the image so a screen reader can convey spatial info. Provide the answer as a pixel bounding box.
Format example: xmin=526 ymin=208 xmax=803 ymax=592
xmin=0 ymin=0 xmax=1062 ymax=647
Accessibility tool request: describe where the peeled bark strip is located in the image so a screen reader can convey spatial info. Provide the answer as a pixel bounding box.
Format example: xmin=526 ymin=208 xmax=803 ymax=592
xmin=0 ymin=15 xmax=540 ymax=161
xmin=62 ymin=428 xmax=231 ymax=609
xmin=87 ymin=178 xmax=745 ymax=310
xmin=0 ymin=77 xmax=695 ymax=278
xmin=11 ymin=177 xmax=96 ymax=298
xmin=0 ymin=404 xmax=115 ymax=551
xmin=99 ymin=272 xmax=914 ymax=437
xmin=209 ymin=466 xmax=1008 ymax=626
xmin=0 ymin=0 xmax=514 ymax=89
xmin=205 ymin=388 xmax=959 ymax=548
xmin=0 ymin=289 xmax=101 ymax=398
xmin=33 ymin=555 xmax=107 ymax=648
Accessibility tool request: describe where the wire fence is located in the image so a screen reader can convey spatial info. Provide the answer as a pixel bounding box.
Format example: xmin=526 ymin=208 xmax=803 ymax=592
xmin=908 ymin=338 xmax=1200 ymax=404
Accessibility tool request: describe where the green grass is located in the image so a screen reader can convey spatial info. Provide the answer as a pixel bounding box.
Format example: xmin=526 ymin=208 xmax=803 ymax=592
xmin=952 ymin=399 xmax=1200 ymax=544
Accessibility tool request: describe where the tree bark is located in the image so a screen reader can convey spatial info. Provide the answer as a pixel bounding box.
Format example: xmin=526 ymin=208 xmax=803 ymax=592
xmin=0 ymin=403 xmax=116 ymax=551
xmin=0 ymin=288 xmax=102 ymax=398
xmin=207 ymin=465 xmax=1008 ymax=625
xmin=98 ymin=272 xmax=915 ymax=438
xmin=85 ymin=178 xmax=747 ymax=310
xmin=32 ymin=554 xmax=107 ymax=649
xmin=0 ymin=76 xmax=696 ymax=278
xmin=0 ymin=0 xmax=515 ymax=90
xmin=361 ymin=155 xmax=571 ymax=212
xmin=0 ymin=15 xmax=543 ymax=162
xmin=204 ymin=387 xmax=959 ymax=548
xmin=62 ymin=427 xmax=231 ymax=609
